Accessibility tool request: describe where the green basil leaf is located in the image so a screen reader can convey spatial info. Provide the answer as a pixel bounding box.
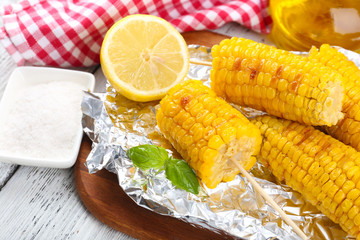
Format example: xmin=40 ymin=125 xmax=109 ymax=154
xmin=127 ymin=144 xmax=168 ymax=170
xmin=165 ymin=157 xmax=200 ymax=195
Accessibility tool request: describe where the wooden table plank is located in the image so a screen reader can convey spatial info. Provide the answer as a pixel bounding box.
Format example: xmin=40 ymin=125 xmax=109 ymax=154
xmin=0 ymin=21 xmax=21 ymax=189
xmin=0 ymin=163 xmax=135 ymax=239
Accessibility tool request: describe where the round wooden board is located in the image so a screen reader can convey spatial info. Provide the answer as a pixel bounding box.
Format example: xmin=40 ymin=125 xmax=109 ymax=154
xmin=74 ymin=31 xmax=236 ymax=240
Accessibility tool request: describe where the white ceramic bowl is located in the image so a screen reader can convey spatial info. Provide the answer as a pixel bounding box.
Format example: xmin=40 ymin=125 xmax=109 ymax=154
xmin=0 ymin=66 xmax=95 ymax=168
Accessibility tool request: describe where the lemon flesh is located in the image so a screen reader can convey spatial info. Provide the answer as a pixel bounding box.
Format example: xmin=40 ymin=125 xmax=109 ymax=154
xmin=100 ymin=14 xmax=189 ymax=102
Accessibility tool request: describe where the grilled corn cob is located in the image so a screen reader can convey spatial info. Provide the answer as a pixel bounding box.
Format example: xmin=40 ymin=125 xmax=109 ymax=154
xmin=309 ymin=44 xmax=360 ymax=151
xmin=252 ymin=115 xmax=360 ymax=238
xmin=210 ymin=37 xmax=344 ymax=126
xmin=156 ymin=80 xmax=262 ymax=189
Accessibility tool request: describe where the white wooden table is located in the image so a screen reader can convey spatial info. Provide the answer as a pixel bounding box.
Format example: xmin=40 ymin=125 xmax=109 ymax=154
xmin=0 ymin=1 xmax=271 ymax=239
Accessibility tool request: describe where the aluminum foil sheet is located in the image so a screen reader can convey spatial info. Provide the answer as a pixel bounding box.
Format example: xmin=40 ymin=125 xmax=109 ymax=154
xmin=81 ymin=45 xmax=360 ymax=240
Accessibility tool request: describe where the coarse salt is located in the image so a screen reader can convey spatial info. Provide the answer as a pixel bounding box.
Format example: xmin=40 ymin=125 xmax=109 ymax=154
xmin=0 ymin=81 xmax=84 ymax=160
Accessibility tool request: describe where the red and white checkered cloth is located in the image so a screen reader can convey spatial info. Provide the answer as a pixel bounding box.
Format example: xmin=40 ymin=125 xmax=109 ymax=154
xmin=0 ymin=0 xmax=271 ymax=67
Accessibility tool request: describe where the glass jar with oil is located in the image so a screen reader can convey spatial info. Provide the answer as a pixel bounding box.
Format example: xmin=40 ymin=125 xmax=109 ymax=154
xmin=269 ymin=0 xmax=360 ymax=52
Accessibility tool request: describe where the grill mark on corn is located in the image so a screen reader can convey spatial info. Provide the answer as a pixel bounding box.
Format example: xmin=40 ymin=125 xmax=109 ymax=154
xmin=289 ymin=80 xmax=300 ymax=93
xmin=233 ymin=57 xmax=242 ymax=70
xmin=318 ymin=140 xmax=332 ymax=152
xmin=276 ymin=65 xmax=284 ymax=78
xmin=250 ymin=69 xmax=257 ymax=81
xmin=180 ymin=95 xmax=192 ymax=108
xmin=295 ymin=127 xmax=312 ymax=146
xmin=270 ymin=76 xmax=278 ymax=89
xmin=258 ymin=59 xmax=266 ymax=73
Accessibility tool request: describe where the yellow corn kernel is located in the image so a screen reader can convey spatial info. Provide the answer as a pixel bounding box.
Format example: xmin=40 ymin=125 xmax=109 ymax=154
xmin=201 ymin=148 xmax=217 ymax=166
xmin=311 ymin=185 xmax=322 ymax=198
xmin=322 ymin=197 xmax=332 ymax=210
xmin=335 ymin=205 xmax=344 ymax=218
xmin=277 ymin=78 xmax=288 ymax=91
xmin=348 ymin=226 xmax=359 ymax=237
xmin=318 ymin=173 xmax=330 ymax=186
xmin=327 ymin=184 xmax=340 ymax=199
xmin=195 ymin=109 xmax=210 ymax=123
xmin=182 ymin=117 xmax=196 ymax=131
xmin=190 ymin=123 xmax=205 ymax=143
xmin=182 ymin=135 xmax=194 ymax=146
xmin=309 ymin=162 xmax=324 ymax=180
xmin=333 ymin=190 xmax=346 ymax=204
xmin=322 ymin=180 xmax=334 ymax=194
xmin=329 ymin=201 xmax=338 ymax=214
xmin=330 ymin=168 xmax=342 ymax=181
xmin=157 ymin=80 xmax=262 ymax=189
xmin=347 ymin=189 xmax=360 ymax=202
xmin=282 ymin=156 xmax=291 ymax=169
xmin=202 ymin=112 xmax=216 ymax=127
xmin=203 ymin=126 xmax=216 ymax=140
xmin=208 ymin=135 xmax=225 ymax=150
xmin=318 ymin=156 xmax=332 ymax=167
xmin=302 ymin=174 xmax=312 ymax=186
xmin=301 ymin=157 xmax=315 ymax=171
xmin=343 ymin=219 xmax=355 ymax=233
xmin=348 ymin=205 xmax=359 ymax=220
xmin=189 ymin=147 xmax=199 ymax=165
xmin=354 ymin=214 xmax=360 ymax=226
xmin=324 ymin=162 xmax=336 ymax=174
xmin=212 ymin=117 xmax=226 ymax=128
xmin=341 ymin=199 xmax=354 ymax=213
xmin=173 ymin=110 xmax=190 ymax=126
xmin=342 ymin=180 xmax=355 ymax=194
xmin=335 ymin=173 xmax=347 ymax=188
xmin=355 ymin=195 xmax=360 ymax=207
xmin=220 ymin=126 xmax=237 ymax=144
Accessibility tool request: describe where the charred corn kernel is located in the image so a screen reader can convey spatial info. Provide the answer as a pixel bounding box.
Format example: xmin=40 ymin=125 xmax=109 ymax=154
xmin=211 ymin=37 xmax=344 ymax=126
xmin=309 ymin=44 xmax=360 ymax=151
xmin=157 ymin=80 xmax=262 ymax=189
xmin=251 ymin=115 xmax=360 ymax=238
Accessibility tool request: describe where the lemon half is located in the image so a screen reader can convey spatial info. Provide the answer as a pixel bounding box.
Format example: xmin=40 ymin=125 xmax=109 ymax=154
xmin=100 ymin=14 xmax=190 ymax=102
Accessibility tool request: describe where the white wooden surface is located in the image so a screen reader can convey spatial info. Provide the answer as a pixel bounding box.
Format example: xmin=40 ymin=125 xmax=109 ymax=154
xmin=0 ymin=1 xmax=270 ymax=238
